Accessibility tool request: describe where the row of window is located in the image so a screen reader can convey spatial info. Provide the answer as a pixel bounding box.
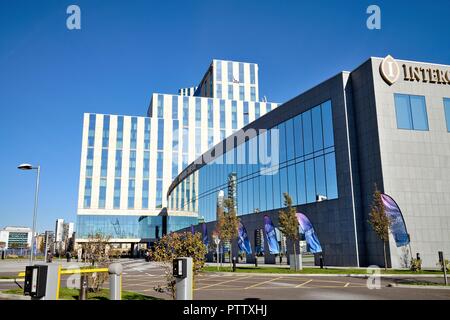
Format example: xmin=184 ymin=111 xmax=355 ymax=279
xmin=215 ymin=61 xmax=256 ymax=85
xmin=394 ymin=94 xmax=450 ymax=132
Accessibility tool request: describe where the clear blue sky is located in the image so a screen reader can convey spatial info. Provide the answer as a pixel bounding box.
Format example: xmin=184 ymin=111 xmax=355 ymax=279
xmin=1 ymin=0 xmax=449 ymax=233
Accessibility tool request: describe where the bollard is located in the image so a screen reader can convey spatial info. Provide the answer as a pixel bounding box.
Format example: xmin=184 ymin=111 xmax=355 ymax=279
xmin=319 ymin=253 xmax=324 ymax=269
xmin=254 ymin=254 xmax=258 ymax=267
xmin=108 ymin=263 xmax=123 ymax=300
xmin=232 ymin=256 xmax=236 ymax=272
xmin=79 ymin=274 xmax=88 ymax=300
xmin=173 ymin=257 xmax=193 ymax=300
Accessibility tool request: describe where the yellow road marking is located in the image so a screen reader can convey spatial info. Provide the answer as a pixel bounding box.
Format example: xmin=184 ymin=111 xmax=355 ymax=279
xmin=295 ymin=279 xmax=313 ymax=288
xmin=244 ymin=276 xmax=283 ymax=289
xmin=195 ymin=276 xmax=252 ymax=290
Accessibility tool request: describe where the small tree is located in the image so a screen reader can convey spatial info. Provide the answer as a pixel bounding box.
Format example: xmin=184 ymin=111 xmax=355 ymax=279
xmin=368 ymin=185 xmax=391 ymax=270
xmin=278 ymin=193 xmax=300 ymax=270
xmin=216 ymin=198 xmax=239 ymax=269
xmin=151 ymin=231 xmax=207 ymax=299
xmin=81 ymin=232 xmax=111 ymax=292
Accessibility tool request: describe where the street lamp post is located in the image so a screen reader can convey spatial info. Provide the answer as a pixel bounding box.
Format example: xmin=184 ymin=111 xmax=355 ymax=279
xmin=18 ymin=163 xmax=40 ymax=266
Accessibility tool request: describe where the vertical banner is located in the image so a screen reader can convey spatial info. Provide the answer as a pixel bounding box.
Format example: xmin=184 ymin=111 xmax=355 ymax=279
xmin=263 ymin=215 xmax=280 ymax=254
xmin=296 ymin=212 xmax=322 ymax=253
xmin=381 ymin=193 xmax=410 ymax=247
xmin=202 ymin=223 xmax=209 ymax=246
xmin=238 ymin=221 xmax=252 ymax=254
xmin=190 ymin=225 xmax=195 ymax=235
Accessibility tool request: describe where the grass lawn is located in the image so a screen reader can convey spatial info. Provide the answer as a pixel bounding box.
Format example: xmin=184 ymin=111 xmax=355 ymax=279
xmin=2 ymin=287 xmax=162 ymax=300
xmin=202 ymin=266 xmax=443 ymax=275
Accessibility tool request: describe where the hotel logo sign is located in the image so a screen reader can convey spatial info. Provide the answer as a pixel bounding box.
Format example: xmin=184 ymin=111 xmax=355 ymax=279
xmin=380 ymin=55 xmax=450 ymax=86
xmin=379 ymin=55 xmax=400 ymax=85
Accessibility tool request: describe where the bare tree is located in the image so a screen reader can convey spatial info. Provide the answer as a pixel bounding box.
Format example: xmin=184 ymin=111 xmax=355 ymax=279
xmin=81 ymin=233 xmax=111 ymax=292
xmin=368 ymin=185 xmax=391 ymax=270
xmin=278 ymin=193 xmax=300 ymax=270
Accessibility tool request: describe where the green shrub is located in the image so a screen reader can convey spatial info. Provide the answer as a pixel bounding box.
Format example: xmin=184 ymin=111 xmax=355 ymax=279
xmin=410 ymin=258 xmax=422 ymax=272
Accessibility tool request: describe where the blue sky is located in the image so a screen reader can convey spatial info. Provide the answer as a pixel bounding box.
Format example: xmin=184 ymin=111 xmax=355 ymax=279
xmin=1 ymin=0 xmax=449 ymax=233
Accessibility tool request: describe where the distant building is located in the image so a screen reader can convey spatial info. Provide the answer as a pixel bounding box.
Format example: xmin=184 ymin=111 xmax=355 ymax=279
xmin=0 ymin=227 xmax=32 ymax=249
xmin=54 ymin=219 xmax=75 ymax=254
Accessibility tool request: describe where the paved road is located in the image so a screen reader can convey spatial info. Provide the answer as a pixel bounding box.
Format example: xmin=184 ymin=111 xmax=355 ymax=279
xmin=2 ymin=259 xmax=450 ymax=300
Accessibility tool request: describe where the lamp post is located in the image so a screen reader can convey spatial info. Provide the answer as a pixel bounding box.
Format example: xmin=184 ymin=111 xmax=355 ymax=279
xmin=18 ymin=163 xmax=40 ymax=265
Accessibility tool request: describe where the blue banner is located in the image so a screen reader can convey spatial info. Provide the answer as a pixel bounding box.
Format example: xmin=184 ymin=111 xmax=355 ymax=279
xmin=263 ymin=215 xmax=280 ymax=254
xmin=296 ymin=212 xmax=322 ymax=253
xmin=202 ymin=223 xmax=209 ymax=246
xmin=190 ymin=224 xmax=195 ymax=235
xmin=238 ymin=221 xmax=252 ymax=254
xmin=381 ymin=193 xmax=410 ymax=247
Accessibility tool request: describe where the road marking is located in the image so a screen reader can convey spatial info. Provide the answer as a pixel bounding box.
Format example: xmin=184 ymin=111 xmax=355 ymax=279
xmin=195 ymin=276 xmax=252 ymax=290
xmin=345 ymin=282 xmax=350 ymax=287
xmin=244 ymin=276 xmax=283 ymax=289
xmin=295 ymin=279 xmax=313 ymax=288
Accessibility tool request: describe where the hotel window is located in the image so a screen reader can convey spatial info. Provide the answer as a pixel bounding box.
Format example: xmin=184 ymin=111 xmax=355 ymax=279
xmin=250 ymin=64 xmax=256 ymax=84
xmin=113 ymin=178 xmax=120 ymax=209
xmin=88 ymin=114 xmax=96 ymax=147
xmin=100 ymin=149 xmax=108 ymax=177
xmin=172 ymin=154 xmax=178 ymax=179
xmin=144 ymin=118 xmax=150 ymax=150
xmin=156 ymin=152 xmax=163 ymax=179
xmin=207 ymin=99 xmax=213 ymax=128
xmin=243 ymin=102 xmax=249 ymax=125
xmin=114 ymin=150 xmax=122 ymax=177
xmin=142 ymin=179 xmax=149 ymax=209
xmin=266 ymin=103 xmax=272 ymax=113
xmin=84 ymin=178 xmax=92 ymax=208
xmin=255 ymin=102 xmax=260 ymax=119
xmin=228 ymin=85 xmax=233 ymax=100
xmin=85 ymin=148 xmax=94 ymax=177
xmin=128 ymin=179 xmax=135 ymax=209
xmin=250 ymin=87 xmax=256 ymax=101
xmin=129 ymin=151 xmax=136 ymax=179
xmin=143 ymin=151 xmax=150 ymax=179
xmin=157 ymin=119 xmax=164 ymax=150
xmin=444 ymin=98 xmax=450 ymax=132
xmin=156 ymin=180 xmax=163 ymax=208
xmin=182 ymin=127 xmax=189 ymax=153
xmin=195 ymin=98 xmax=201 ymax=127
xmin=183 ymin=97 xmax=189 ymax=126
xmin=216 ymin=60 xmax=222 ymax=82
xmin=99 ymin=178 xmax=107 ymax=209
xmin=157 ymin=95 xmax=164 ymax=118
xmin=232 ymin=101 xmax=238 ymax=130
xmin=172 ymin=96 xmax=178 ymax=119
xmin=172 ymin=120 xmax=179 ymax=152
xmin=208 ymin=128 xmax=214 ymax=148
xmin=102 ymin=115 xmax=110 ymax=148
xmin=216 ymin=85 xmax=222 ymax=99
xmin=116 ymin=116 xmax=123 ymax=149
xmin=130 ymin=117 xmax=137 ymax=149
xmin=220 ymin=101 xmax=226 ymax=129
xmin=195 ymin=128 xmax=201 ymax=157
xmin=394 ymin=94 xmax=429 ymax=131
xmin=239 ymin=63 xmax=244 ymax=83
xmin=239 ymin=86 xmax=245 ymax=100
xmin=227 ymin=61 xmax=233 ymax=82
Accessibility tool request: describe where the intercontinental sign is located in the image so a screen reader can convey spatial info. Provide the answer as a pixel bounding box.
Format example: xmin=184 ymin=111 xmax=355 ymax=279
xmin=380 ymin=55 xmax=450 ymax=86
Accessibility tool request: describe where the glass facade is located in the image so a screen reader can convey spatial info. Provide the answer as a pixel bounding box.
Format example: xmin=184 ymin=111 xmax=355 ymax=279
xmin=394 ymin=94 xmax=429 ymax=131
xmin=77 ymin=215 xmax=163 ymax=239
xmin=168 ymin=100 xmax=338 ymax=223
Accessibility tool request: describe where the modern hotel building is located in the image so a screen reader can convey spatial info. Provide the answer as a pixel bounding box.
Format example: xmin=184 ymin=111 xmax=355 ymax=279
xmin=171 ymin=56 xmax=450 ymax=268
xmin=76 ymin=60 xmax=277 ymax=247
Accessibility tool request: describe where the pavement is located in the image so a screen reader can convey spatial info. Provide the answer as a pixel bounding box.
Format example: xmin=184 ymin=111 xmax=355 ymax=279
xmin=1 ymin=258 xmax=450 ymax=300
